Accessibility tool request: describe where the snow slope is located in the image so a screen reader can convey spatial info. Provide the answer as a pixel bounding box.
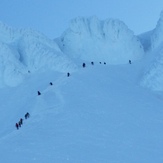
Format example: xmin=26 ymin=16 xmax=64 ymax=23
xmin=57 ymin=16 xmax=144 ymax=64
xmin=0 ymin=61 xmax=163 ymax=163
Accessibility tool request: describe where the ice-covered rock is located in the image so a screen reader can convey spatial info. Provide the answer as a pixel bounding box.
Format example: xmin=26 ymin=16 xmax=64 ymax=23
xmin=57 ymin=16 xmax=144 ymax=64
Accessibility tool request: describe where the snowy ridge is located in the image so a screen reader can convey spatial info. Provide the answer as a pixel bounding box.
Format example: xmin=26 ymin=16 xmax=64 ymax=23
xmin=57 ymin=16 xmax=144 ymax=64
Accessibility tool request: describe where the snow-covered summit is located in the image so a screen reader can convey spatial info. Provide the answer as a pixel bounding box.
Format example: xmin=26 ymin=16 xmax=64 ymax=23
xmin=57 ymin=16 xmax=144 ymax=64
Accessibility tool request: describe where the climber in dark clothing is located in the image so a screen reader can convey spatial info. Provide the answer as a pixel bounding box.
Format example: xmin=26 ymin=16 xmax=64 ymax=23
xmin=38 ymin=91 xmax=41 ymax=96
xmin=67 ymin=72 xmax=70 ymax=77
xmin=25 ymin=112 xmax=30 ymax=119
xmin=82 ymin=63 xmax=86 ymax=68
xmin=18 ymin=121 xmax=21 ymax=127
xmin=15 ymin=123 xmax=19 ymax=130
xmin=20 ymin=118 xmax=23 ymax=125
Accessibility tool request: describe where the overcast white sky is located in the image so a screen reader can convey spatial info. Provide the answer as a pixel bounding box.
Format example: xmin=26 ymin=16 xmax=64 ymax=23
xmin=0 ymin=0 xmax=163 ymax=38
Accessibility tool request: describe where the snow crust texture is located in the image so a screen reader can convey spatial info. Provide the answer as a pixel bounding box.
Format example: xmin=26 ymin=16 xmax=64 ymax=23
xmin=57 ymin=17 xmax=144 ymax=64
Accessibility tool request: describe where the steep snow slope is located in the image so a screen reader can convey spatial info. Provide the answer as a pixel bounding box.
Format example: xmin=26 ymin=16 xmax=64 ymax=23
xmin=0 ymin=22 xmax=76 ymax=87
xmin=57 ymin=16 xmax=144 ymax=64
xmin=0 ymin=62 xmax=163 ymax=163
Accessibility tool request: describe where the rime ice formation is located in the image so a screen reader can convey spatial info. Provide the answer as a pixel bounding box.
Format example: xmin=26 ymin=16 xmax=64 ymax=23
xmin=57 ymin=16 xmax=144 ymax=64
xmin=0 ymin=22 xmax=76 ymax=87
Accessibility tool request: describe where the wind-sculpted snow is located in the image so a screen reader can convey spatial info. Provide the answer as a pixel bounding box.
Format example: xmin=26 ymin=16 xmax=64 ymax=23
xmin=57 ymin=16 xmax=144 ymax=64
xmin=0 ymin=22 xmax=76 ymax=87
xmin=17 ymin=30 xmax=76 ymax=72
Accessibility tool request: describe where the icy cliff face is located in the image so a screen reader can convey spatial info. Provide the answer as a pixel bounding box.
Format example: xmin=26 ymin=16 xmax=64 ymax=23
xmin=0 ymin=22 xmax=76 ymax=87
xmin=57 ymin=17 xmax=144 ymax=64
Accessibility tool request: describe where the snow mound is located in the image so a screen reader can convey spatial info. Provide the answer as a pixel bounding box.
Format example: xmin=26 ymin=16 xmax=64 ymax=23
xmin=0 ymin=22 xmax=76 ymax=87
xmin=57 ymin=16 xmax=144 ymax=64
